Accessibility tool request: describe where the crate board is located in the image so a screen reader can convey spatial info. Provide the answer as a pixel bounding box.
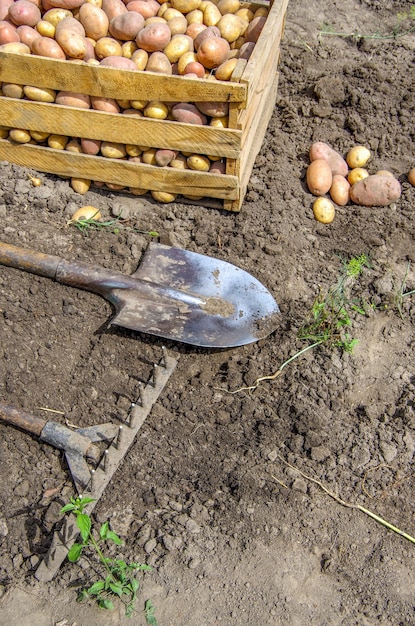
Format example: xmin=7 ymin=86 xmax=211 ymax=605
xmin=0 ymin=0 xmax=288 ymax=211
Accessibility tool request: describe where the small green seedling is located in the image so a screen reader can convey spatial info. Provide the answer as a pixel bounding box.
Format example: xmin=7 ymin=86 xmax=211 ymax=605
xmin=395 ymin=261 xmax=415 ymax=319
xmin=60 ymin=496 xmax=153 ymax=619
xmin=67 ymin=213 xmax=159 ymax=238
xmin=319 ymin=6 xmax=415 ymax=43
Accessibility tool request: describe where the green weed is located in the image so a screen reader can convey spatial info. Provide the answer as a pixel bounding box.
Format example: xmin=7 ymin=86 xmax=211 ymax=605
xmin=67 ymin=213 xmax=159 ymax=238
xmin=61 ymin=496 xmax=154 ymax=619
xmin=395 ymin=261 xmax=415 ymax=319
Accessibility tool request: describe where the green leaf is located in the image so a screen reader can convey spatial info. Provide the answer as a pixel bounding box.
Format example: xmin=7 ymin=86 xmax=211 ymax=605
xmin=98 ymin=598 xmax=114 ymax=611
xmin=87 ymin=580 xmax=106 ymax=596
xmin=109 ymin=582 xmax=124 ymax=597
xmin=67 ymin=543 xmax=83 ymax=563
xmin=99 ymin=521 xmax=109 ymax=540
xmin=106 ymin=530 xmax=123 ymax=545
xmin=76 ymin=513 xmax=91 ymax=543
xmin=77 ymin=589 xmax=89 ymax=603
xmin=60 ymin=503 xmax=76 ymax=514
xmin=130 ymin=578 xmax=140 ymax=593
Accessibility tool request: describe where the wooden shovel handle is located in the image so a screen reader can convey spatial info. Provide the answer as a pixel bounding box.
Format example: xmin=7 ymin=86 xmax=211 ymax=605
xmin=0 ymin=401 xmax=46 ymax=437
xmin=0 ymin=241 xmax=60 ymax=279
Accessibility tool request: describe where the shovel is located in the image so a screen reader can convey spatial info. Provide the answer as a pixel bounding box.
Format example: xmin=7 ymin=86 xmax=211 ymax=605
xmin=0 ymin=241 xmax=280 ymax=348
xmin=0 ymin=401 xmax=118 ymax=492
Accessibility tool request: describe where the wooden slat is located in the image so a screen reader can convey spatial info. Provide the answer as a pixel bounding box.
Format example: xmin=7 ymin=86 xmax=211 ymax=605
xmin=0 ymin=98 xmax=242 ymax=158
xmin=0 ymin=53 xmax=247 ymax=104
xmin=0 ymin=140 xmax=239 ymax=200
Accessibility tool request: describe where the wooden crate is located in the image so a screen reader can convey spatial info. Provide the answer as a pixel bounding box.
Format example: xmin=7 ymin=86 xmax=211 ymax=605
xmin=0 ymin=0 xmax=288 ymax=211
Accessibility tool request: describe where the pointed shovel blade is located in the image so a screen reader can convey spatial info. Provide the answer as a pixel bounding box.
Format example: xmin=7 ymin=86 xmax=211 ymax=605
xmin=110 ymin=243 xmax=280 ymax=348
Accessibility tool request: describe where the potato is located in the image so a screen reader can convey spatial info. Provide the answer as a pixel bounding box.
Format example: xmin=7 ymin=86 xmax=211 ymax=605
xmin=216 ymin=0 xmax=240 ymax=13
xmin=42 ymin=7 xmax=72 ymax=26
xmin=151 ymin=190 xmax=176 ymax=203
xmin=131 ymin=47 xmax=148 ymax=68
xmin=81 ymin=137 xmax=101 ymax=154
xmin=23 ymin=85 xmax=56 ymax=102
xmin=167 ymin=14 xmax=188 ymax=35
xmin=169 ymin=153 xmax=187 ymax=169
xmin=91 ymin=95 xmax=120 ymax=112
xmin=194 ymin=24 xmax=219 ymax=49
xmin=244 ymin=15 xmax=265 ymax=43
xmin=127 ymin=0 xmax=160 ymax=19
xmin=177 ymin=49 xmax=197 ymax=73
xmin=142 ymin=147 xmax=157 ymax=164
xmin=209 ymin=160 xmax=225 ymax=174
xmin=329 ymin=174 xmax=350 ymax=206
xmin=129 ymin=186 xmax=148 ymax=195
xmin=65 ymin=137 xmax=82 ymax=152
xmin=100 ymin=55 xmax=138 ymax=69
xmin=214 ymin=56 xmax=237 ymax=80
xmin=312 ymin=197 xmax=335 ymax=224
xmin=9 ymin=128 xmax=31 ymax=143
xmin=71 ymin=177 xmax=91 ymax=194
xmin=30 ymin=130 xmax=50 ymax=142
xmin=210 ymin=115 xmax=228 ymax=128
xmin=2 ymin=83 xmax=24 ymax=98
xmin=95 ymin=35 xmax=123 ymax=58
xmin=125 ymin=143 xmax=142 ymax=157
xmin=35 ymin=19 xmax=55 ymax=37
xmin=0 ymin=0 xmax=13 ymax=20
xmin=306 ymin=159 xmax=332 ymax=196
xmin=145 ymin=50 xmax=172 ymax=73
xmin=196 ymin=35 xmax=230 ymax=69
xmin=196 ymin=100 xmax=228 ymax=117
xmin=170 ymin=0 xmax=200 ymax=12
xmin=182 ymin=60 xmax=204 ymax=77
xmin=144 ymin=100 xmax=169 ymax=119
xmin=309 ymin=141 xmax=348 ymax=177
xmin=217 ymin=14 xmax=246 ymax=42
xmin=186 ymin=21 xmax=206 ymax=40
xmin=375 ymin=170 xmax=395 ymax=178
xmin=79 ymin=3 xmax=110 ymax=39
xmin=101 ymin=0 xmax=127 ymax=21
xmin=347 ymin=167 xmax=368 ymax=186
xmin=0 ymin=41 xmax=30 ymax=53
xmin=136 ymin=21 xmax=171 ymax=51
xmin=55 ymin=17 xmax=87 ymax=58
xmin=8 ymin=0 xmax=41 ymax=27
xmin=55 ymin=91 xmax=91 ymax=108
xmin=70 ymin=205 xmax=102 ymax=221
xmin=187 ymin=153 xmax=210 ymax=171
xmin=109 ymin=11 xmax=145 ymax=40
xmin=0 ymin=20 xmax=20 ymax=44
xmin=16 ymin=24 xmax=41 ymax=48
xmin=155 ymin=148 xmax=177 ymax=166
xmin=171 ymin=102 xmax=207 ymax=125
xmin=350 ymin=175 xmax=402 ymax=207
xmin=238 ymin=40 xmax=254 ymax=60
xmin=48 ymin=133 xmax=69 ymax=149
xmin=408 ymin=168 xmax=415 ymax=186
xmin=163 ymin=33 xmax=192 ymax=62
xmin=202 ymin=2 xmax=221 ymax=27
xmin=31 ymin=35 xmax=66 ymax=58
xmin=186 ymin=8 xmax=203 ymax=24
xmin=346 ymin=145 xmax=371 ymax=169
xmin=100 ymin=141 xmax=127 ymax=158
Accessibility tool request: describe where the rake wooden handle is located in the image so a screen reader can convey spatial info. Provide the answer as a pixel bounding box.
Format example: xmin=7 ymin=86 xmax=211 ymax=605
xmin=0 ymin=401 xmax=46 ymax=437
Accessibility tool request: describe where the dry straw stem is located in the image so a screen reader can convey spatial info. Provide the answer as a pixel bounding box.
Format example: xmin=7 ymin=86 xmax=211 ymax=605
xmin=276 ymin=456 xmax=415 ymax=545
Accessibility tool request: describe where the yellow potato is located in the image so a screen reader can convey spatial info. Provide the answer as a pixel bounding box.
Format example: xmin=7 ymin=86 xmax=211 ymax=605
xmin=94 ymin=36 xmax=123 ymax=59
xmin=100 ymin=142 xmax=127 ymax=158
xmin=30 ymin=130 xmax=50 ymax=142
xmin=177 ymin=50 xmax=197 ymax=73
xmin=70 ymin=205 xmax=102 ymax=221
xmin=23 ymin=85 xmax=56 ymax=102
xmin=167 ymin=14 xmax=188 ymax=35
xmin=151 ymin=190 xmax=176 ymax=202
xmin=142 ymin=148 xmax=158 ymax=165
xmin=122 ymin=41 xmax=137 ymax=58
xmin=144 ymin=101 xmax=169 ymax=119
xmin=0 ymin=42 xmax=31 ymax=54
xmin=35 ymin=19 xmax=55 ymax=37
xmin=169 ymin=154 xmax=188 ymax=169
xmin=348 ymin=167 xmax=369 ymax=186
xmin=71 ymin=178 xmax=91 ymax=194
xmin=131 ymin=48 xmax=149 ymax=70
xmin=2 ymin=83 xmax=24 ymax=99
xmin=9 ymin=128 xmax=31 ymax=143
xmin=202 ymin=2 xmax=221 ymax=26
xmin=187 ymin=154 xmax=210 ymax=171
xmin=186 ymin=9 xmax=203 ymax=24
xmin=48 ymin=134 xmax=69 ymax=149
xmin=125 ymin=144 xmax=142 ymax=157
xmin=312 ymin=197 xmax=335 ymax=224
xmin=65 ymin=138 xmax=83 ymax=152
xmin=129 ymin=187 xmax=148 ymax=195
xmin=0 ymin=127 xmax=9 ymax=139
xmin=164 ymin=34 xmax=192 ymax=62
xmin=42 ymin=8 xmax=73 ymax=27
xmin=217 ymin=14 xmax=246 ymax=42
xmin=171 ymin=0 xmax=201 ymax=12
xmin=210 ymin=115 xmax=228 ymax=128
xmin=214 ymin=57 xmax=237 ymax=81
xmin=235 ymin=7 xmax=254 ymax=22
xmin=216 ymin=0 xmax=240 ymax=13
xmin=346 ymin=145 xmax=371 ymax=169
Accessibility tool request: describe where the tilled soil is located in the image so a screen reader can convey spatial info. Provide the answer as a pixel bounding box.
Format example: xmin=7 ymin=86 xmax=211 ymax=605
xmin=1 ymin=0 xmax=415 ymax=624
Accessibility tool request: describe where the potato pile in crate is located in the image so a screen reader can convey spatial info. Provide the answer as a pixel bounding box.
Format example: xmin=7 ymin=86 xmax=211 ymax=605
xmin=0 ymin=0 xmax=287 ymax=210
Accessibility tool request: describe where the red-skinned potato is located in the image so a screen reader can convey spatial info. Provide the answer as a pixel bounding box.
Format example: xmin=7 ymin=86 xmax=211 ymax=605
xmin=91 ymin=95 xmax=120 ymax=113
xmin=350 ymin=174 xmax=401 ymax=207
xmin=136 ymin=21 xmax=171 ymax=51
xmin=329 ymin=174 xmax=350 ymax=206
xmin=306 ymin=158 xmax=333 ymax=196
xmin=81 ymin=137 xmax=101 ymax=155
xmin=55 ymin=16 xmax=87 ymax=58
xmin=78 ymin=4 xmax=109 ymax=40
xmin=155 ymin=148 xmax=177 ymax=166
xmin=183 ymin=60 xmax=204 ymax=77
xmin=196 ymin=101 xmax=229 ymax=117
xmin=47 ymin=0 xmax=87 ymax=8
xmin=127 ymin=0 xmax=160 ymax=19
xmin=171 ymin=102 xmax=207 ymax=125
xmin=0 ymin=0 xmax=13 ymax=21
xmin=309 ymin=141 xmax=348 ymax=177
xmin=101 ymin=0 xmax=127 ymax=21
xmin=244 ymin=15 xmax=265 ymax=43
xmin=197 ymin=36 xmax=230 ymax=69
xmin=31 ymin=35 xmax=66 ymax=58
xmin=16 ymin=24 xmax=42 ymax=48
xmin=186 ymin=21 xmax=206 ymax=40
xmin=100 ymin=55 xmax=138 ymax=69
xmin=109 ymin=11 xmax=144 ymax=40
xmin=0 ymin=20 xmax=20 ymax=44
xmin=194 ymin=24 xmax=219 ymax=50
xmin=55 ymin=90 xmax=91 ymax=108
xmin=8 ymin=0 xmax=41 ymax=26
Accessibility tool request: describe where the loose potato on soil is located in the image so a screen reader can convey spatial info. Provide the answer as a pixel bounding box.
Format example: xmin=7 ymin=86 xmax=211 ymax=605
xmin=408 ymin=168 xmax=415 ymax=186
xmin=309 ymin=141 xmax=348 ymax=177
xmin=350 ymin=174 xmax=402 ymax=207
xmin=329 ymin=174 xmax=350 ymax=206
xmin=306 ymin=158 xmax=332 ymax=196
xmin=312 ymin=197 xmax=335 ymax=224
xmin=346 ymin=145 xmax=371 ymax=169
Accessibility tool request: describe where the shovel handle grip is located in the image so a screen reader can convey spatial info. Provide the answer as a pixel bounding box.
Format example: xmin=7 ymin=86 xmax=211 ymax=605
xmin=0 ymin=242 xmax=61 ymax=279
xmin=0 ymin=401 xmax=46 ymax=437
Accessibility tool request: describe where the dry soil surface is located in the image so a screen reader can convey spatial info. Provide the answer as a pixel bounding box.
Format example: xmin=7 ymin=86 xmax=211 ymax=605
xmin=1 ymin=0 xmax=415 ymax=624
